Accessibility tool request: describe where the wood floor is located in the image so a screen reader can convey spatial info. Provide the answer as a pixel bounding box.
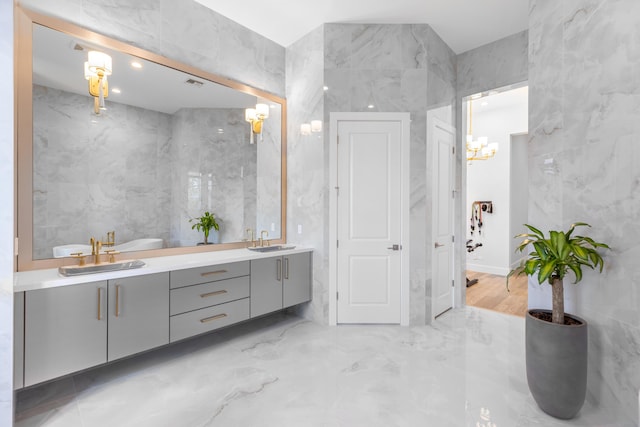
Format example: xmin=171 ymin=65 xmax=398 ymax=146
xmin=465 ymin=270 xmax=528 ymax=317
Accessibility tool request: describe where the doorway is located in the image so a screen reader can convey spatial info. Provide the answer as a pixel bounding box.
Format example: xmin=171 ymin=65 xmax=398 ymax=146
xmin=463 ymin=85 xmax=529 ymax=317
xmin=329 ymin=113 xmax=410 ymax=325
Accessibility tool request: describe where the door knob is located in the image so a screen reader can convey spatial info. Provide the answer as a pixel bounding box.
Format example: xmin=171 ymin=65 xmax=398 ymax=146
xmin=434 ymin=242 xmax=445 ymax=248
xmin=387 ymin=244 xmax=402 ymax=251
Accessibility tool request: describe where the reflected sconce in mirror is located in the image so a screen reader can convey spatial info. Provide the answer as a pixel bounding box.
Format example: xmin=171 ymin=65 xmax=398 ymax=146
xmin=245 ymin=103 xmax=269 ymax=144
xmin=84 ymin=50 xmax=112 ymax=114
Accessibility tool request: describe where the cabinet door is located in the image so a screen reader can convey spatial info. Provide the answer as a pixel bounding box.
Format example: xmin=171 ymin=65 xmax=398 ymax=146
xmin=14 ymin=292 xmax=24 ymax=389
xmin=108 ymin=273 xmax=169 ymax=361
xmin=25 ymin=281 xmax=107 ymax=387
xmin=283 ymin=252 xmax=312 ymax=308
xmin=250 ymin=258 xmax=283 ymax=317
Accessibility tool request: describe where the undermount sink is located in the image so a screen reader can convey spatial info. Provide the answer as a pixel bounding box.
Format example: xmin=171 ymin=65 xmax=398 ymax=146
xmin=58 ymin=259 xmax=146 ymax=277
xmin=247 ymin=245 xmax=296 ymax=253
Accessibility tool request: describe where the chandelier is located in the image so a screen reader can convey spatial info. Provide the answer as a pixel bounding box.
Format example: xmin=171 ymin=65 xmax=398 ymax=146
xmin=466 ymin=99 xmax=498 ymax=162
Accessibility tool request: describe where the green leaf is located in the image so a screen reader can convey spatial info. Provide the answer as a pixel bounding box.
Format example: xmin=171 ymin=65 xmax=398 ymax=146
xmin=538 ymin=259 xmax=557 ymax=284
xmin=568 ymin=263 xmax=583 ymax=283
xmin=523 ymin=224 xmax=544 ymax=238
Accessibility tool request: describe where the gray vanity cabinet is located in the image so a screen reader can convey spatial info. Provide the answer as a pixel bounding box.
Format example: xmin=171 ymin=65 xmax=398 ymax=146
xmin=250 ymin=252 xmax=311 ymax=318
xmin=283 ymin=252 xmax=312 ymax=308
xmin=24 ymin=281 xmax=108 ymax=387
xmin=107 ymin=273 xmax=169 ymax=361
xmin=250 ymin=258 xmax=283 ymax=317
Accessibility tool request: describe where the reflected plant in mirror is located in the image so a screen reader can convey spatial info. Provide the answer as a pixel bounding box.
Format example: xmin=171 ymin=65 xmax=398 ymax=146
xmin=190 ymin=211 xmax=220 ymax=245
xmin=22 ymin=19 xmax=285 ymax=265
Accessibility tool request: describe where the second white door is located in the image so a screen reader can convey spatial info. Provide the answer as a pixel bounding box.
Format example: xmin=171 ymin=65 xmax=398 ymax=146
xmin=336 ymin=118 xmax=406 ymax=324
xmin=431 ymin=119 xmax=455 ymax=317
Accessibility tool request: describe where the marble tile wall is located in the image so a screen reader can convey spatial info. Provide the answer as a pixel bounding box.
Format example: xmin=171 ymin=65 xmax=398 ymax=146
xmin=0 ymin=0 xmax=14 ymax=424
xmin=285 ymin=26 xmax=326 ymax=323
xmin=325 ymin=23 xmax=456 ymax=325
xmin=286 ymin=24 xmax=456 ymax=325
xmin=32 ymin=85 xmax=173 ymax=258
xmin=529 ymin=0 xmax=640 ymax=421
xmin=18 ymin=0 xmax=286 ymax=98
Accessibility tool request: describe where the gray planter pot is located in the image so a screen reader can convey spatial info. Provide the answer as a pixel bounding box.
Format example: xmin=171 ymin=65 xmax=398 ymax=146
xmin=526 ymin=309 xmax=588 ymax=419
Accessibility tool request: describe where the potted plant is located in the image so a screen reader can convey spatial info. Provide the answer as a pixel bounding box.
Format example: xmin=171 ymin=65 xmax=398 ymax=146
xmin=508 ymin=222 xmax=609 ymax=420
xmin=189 ymin=211 xmax=220 ymax=245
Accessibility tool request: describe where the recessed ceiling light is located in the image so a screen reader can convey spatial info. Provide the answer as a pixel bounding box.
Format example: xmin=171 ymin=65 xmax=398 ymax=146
xmin=323 ymin=86 xmax=329 ymax=91
xmin=131 ymin=61 xmax=143 ymax=69
xmin=111 ymin=88 xmax=121 ymax=94
xmin=367 ymin=104 xmax=375 ymax=109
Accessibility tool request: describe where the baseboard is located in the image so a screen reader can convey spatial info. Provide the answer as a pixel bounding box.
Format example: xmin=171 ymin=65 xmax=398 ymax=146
xmin=466 ymin=263 xmax=510 ymax=276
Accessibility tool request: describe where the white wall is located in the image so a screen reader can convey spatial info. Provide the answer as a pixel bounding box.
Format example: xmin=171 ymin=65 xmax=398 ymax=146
xmin=509 ymin=133 xmax=528 ymax=267
xmin=466 ymin=86 xmax=527 ymax=275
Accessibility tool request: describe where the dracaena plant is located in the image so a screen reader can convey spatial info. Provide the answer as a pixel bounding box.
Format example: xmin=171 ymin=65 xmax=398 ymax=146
xmin=190 ymin=211 xmax=220 ymax=244
xmin=507 ymin=222 xmax=609 ymax=324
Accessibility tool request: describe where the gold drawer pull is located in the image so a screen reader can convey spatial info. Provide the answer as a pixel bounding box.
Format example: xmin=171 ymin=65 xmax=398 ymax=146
xmin=200 ymin=290 xmax=227 ymax=298
xmin=200 ymin=269 xmax=228 ymax=277
xmin=200 ymin=313 xmax=227 ymax=323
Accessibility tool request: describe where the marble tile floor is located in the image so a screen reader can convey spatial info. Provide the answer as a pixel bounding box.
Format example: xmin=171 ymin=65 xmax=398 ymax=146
xmin=15 ymin=307 xmax=633 ymax=427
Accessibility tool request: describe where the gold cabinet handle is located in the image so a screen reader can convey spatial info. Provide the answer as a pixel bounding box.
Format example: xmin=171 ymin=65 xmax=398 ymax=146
xmin=97 ymin=287 xmax=103 ymax=320
xmin=200 ymin=269 xmax=228 ymax=277
xmin=284 ymin=257 xmax=289 ymax=280
xmin=115 ymin=284 xmax=121 ymax=317
xmin=276 ymin=258 xmax=282 ymax=281
xmin=200 ymin=290 xmax=227 ymax=298
xmin=200 ymin=313 xmax=227 ymax=323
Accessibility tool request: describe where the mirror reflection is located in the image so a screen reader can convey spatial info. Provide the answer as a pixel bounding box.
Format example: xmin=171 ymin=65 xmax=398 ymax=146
xmin=31 ymin=24 xmax=283 ymax=260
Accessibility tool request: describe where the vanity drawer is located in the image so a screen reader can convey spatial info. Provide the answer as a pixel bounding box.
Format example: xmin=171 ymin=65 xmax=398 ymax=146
xmin=170 ymin=276 xmax=249 ymax=316
xmin=170 ymin=261 xmax=249 ymax=289
xmin=170 ymin=298 xmax=250 ymax=342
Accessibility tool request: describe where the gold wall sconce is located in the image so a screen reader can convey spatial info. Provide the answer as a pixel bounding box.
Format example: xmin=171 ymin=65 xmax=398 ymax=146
xmin=84 ymin=50 xmax=112 ymax=114
xmin=245 ymin=103 xmax=270 ymax=144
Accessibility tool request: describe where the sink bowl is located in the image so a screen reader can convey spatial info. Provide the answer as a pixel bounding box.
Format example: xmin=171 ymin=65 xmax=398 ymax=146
xmin=247 ymin=245 xmax=296 ymax=253
xmin=58 ymin=259 xmax=146 ymax=277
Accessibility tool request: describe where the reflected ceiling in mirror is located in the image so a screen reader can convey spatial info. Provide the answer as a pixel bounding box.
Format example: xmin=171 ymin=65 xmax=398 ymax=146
xmin=17 ymin=10 xmax=286 ymax=269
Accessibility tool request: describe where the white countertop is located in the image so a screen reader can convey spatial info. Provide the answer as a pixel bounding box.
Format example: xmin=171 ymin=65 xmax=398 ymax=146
xmin=14 ymin=247 xmax=313 ymax=292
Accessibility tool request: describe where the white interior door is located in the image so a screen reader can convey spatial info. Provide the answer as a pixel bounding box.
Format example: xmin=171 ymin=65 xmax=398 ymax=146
xmin=431 ymin=119 xmax=455 ymax=318
xmin=336 ymin=119 xmax=404 ymax=324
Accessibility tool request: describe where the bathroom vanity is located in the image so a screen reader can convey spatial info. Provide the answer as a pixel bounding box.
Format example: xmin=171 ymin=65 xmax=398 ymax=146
xmin=13 ymin=247 xmax=312 ymax=388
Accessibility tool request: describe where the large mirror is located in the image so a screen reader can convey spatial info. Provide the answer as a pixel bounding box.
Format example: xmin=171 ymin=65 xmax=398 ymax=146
xmin=17 ymin=10 xmax=286 ymax=270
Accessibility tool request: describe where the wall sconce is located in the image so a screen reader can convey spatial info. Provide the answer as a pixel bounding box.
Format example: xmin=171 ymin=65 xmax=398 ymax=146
xmin=311 ymin=120 xmax=322 ymax=133
xmin=301 ymin=120 xmax=323 ymax=137
xmin=245 ymin=103 xmax=269 ymax=144
xmin=84 ymin=50 xmax=112 ymax=115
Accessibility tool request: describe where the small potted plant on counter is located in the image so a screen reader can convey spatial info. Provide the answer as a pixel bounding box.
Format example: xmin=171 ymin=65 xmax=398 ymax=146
xmin=190 ymin=211 xmax=220 ymax=245
xmin=507 ymin=222 xmax=609 ymax=420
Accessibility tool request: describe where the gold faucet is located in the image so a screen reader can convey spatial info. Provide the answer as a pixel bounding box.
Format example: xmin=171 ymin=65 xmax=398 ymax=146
xmin=90 ymin=237 xmax=103 ymax=264
xmin=104 ymin=231 xmax=116 ymax=247
xmin=260 ymin=230 xmax=269 ymax=247
xmin=246 ymin=228 xmax=256 ymax=247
